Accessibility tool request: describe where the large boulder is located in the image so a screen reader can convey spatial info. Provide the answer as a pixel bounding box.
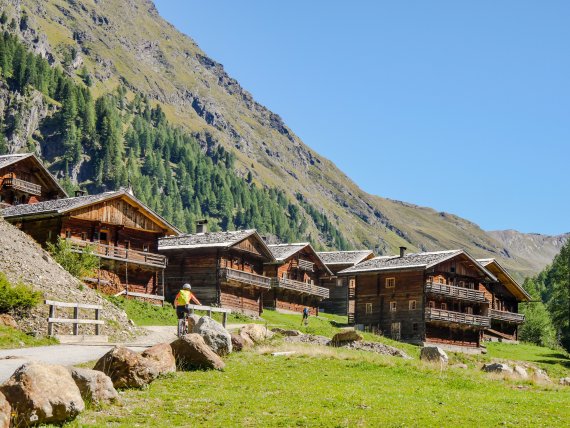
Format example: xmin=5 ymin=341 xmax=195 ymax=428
xmin=193 ymin=316 xmax=232 ymax=356
xmin=141 ymin=343 xmax=176 ymax=375
xmin=560 ymin=377 xmax=570 ymax=386
xmin=170 ymin=334 xmax=225 ymax=370
xmin=239 ymin=324 xmax=274 ymax=344
xmin=0 ymin=362 xmax=84 ymax=426
xmin=187 ymin=314 xmax=201 ymax=331
xmin=231 ymin=333 xmax=253 ymax=352
xmin=513 ymin=365 xmax=529 ymax=379
xmin=533 ymin=368 xmax=551 ymax=383
xmin=331 ymin=328 xmax=363 ymax=345
xmin=69 ymin=367 xmax=119 ymax=404
xmin=482 ymin=363 xmax=513 ymax=374
xmin=0 ymin=392 xmax=10 ymax=428
xmin=271 ymin=328 xmax=303 ymax=337
xmin=420 ymin=346 xmax=449 ymax=365
xmin=0 ymin=314 xmax=17 ymax=329
xmin=93 ymin=346 xmax=160 ymax=389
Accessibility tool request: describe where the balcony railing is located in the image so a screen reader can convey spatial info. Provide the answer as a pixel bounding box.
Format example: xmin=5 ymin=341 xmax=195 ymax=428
xmin=271 ymin=277 xmax=329 ymax=298
xmin=489 ymin=308 xmax=525 ymax=324
xmin=67 ymin=239 xmax=166 ymax=268
xmin=425 ymin=281 xmax=487 ymax=303
xmin=2 ymin=177 xmax=42 ymax=196
xmin=219 ymin=267 xmax=271 ymax=289
xmin=425 ymin=307 xmax=491 ymax=328
xmin=297 ymin=259 xmax=315 ymax=272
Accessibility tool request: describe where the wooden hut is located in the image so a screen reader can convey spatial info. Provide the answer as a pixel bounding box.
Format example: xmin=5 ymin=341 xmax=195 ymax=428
xmin=1 ymin=189 xmax=178 ymax=302
xmin=159 ymin=227 xmax=275 ymax=315
xmin=317 ymin=250 xmax=374 ymax=315
xmin=339 ymin=248 xmax=501 ymax=348
xmin=264 ymin=243 xmax=331 ymax=315
xmin=0 ymin=153 xmax=67 ymax=208
xmin=477 ymin=258 xmax=530 ymax=342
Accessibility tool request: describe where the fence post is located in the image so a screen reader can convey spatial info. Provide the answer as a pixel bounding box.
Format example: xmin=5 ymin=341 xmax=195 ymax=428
xmin=95 ymin=308 xmax=101 ymax=335
xmin=73 ymin=305 xmax=79 ymax=335
xmin=207 ymin=309 xmax=212 ymax=318
xmin=222 ymin=311 xmax=228 ymax=328
xmin=48 ymin=304 xmax=55 ymax=336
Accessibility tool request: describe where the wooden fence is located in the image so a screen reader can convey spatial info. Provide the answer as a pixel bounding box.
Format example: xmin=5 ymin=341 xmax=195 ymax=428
xmin=46 ymin=300 xmax=104 ymax=336
xmin=185 ymin=304 xmax=231 ymax=327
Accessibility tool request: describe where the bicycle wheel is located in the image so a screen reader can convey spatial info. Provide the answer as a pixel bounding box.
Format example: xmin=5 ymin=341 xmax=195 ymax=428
xmin=178 ymin=319 xmax=185 ymax=337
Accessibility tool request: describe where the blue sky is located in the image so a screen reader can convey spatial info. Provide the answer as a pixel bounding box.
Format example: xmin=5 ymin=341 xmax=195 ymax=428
xmin=154 ymin=1 xmax=569 ymax=235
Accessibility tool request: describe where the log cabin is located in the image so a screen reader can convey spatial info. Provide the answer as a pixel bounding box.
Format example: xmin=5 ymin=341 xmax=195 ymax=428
xmin=264 ymin=243 xmax=332 ymax=315
xmin=1 ymin=189 xmax=179 ymax=302
xmin=158 ymin=225 xmax=276 ymax=316
xmin=339 ymin=248 xmax=501 ymax=349
xmin=0 ymin=153 xmax=67 ymax=208
xmin=316 ymin=250 xmax=374 ymax=315
xmin=477 ymin=258 xmax=530 ymax=342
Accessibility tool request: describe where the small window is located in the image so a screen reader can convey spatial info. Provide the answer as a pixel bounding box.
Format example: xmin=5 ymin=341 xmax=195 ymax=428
xmin=428 ymin=301 xmax=435 ymax=309
xmin=336 ymin=278 xmax=343 ymax=287
xmin=390 ymin=301 xmax=397 ymax=312
xmin=459 ymin=280 xmax=465 ymax=287
xmin=412 ymin=322 xmax=418 ymax=332
xmin=466 ymin=306 xmax=473 ymax=315
xmin=438 ymin=277 xmax=445 ymax=284
xmin=385 ymin=277 xmax=395 ymax=288
xmin=468 ymin=282 xmax=475 ymax=289
xmin=81 ymin=232 xmax=87 ymax=241
xmin=282 ymin=272 xmax=288 ymax=279
xmin=441 ymin=302 xmax=447 ymax=310
xmin=142 ymin=244 xmax=149 ymax=252
xmin=65 ymin=230 xmax=72 ymax=238
xmin=349 ymin=278 xmax=355 ymax=288
xmin=365 ymin=303 xmax=373 ymax=314
xmin=427 ymin=276 xmax=434 ymax=283
xmin=124 ymin=240 xmax=131 ymax=249
xmin=409 ymin=300 xmax=417 ymax=310
xmin=99 ymin=232 xmax=108 ymax=242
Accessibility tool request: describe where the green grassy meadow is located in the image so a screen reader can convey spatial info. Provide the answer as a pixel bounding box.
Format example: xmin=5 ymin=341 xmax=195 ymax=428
xmin=64 ymin=310 xmax=570 ymax=427
xmin=0 ymin=325 xmax=58 ymax=349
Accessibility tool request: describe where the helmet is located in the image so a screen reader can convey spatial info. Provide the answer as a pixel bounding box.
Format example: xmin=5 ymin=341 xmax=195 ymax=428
xmin=183 ymin=283 xmax=191 ymax=290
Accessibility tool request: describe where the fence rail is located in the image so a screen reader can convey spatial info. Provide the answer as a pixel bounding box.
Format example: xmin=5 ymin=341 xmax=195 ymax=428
xmin=489 ymin=308 xmax=525 ymax=324
xmin=219 ymin=267 xmax=271 ymax=289
xmin=185 ymin=304 xmax=231 ymax=327
xmin=67 ymin=239 xmax=167 ymax=268
xmin=2 ymin=177 xmax=42 ymax=196
xmin=425 ymin=307 xmax=491 ymax=328
xmin=271 ymin=277 xmax=329 ymax=298
xmin=45 ymin=299 xmax=104 ymax=336
xmin=425 ymin=281 xmax=487 ymax=302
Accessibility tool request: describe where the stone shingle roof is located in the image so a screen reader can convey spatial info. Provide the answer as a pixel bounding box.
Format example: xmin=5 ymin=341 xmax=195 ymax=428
xmin=2 ymin=191 xmax=123 ymax=217
xmin=0 ymin=154 xmax=31 ymax=169
xmin=159 ymin=229 xmax=260 ymax=250
xmin=340 ymin=250 xmax=468 ymax=274
xmin=316 ymin=250 xmax=374 ymax=266
xmin=268 ymin=243 xmax=310 ymax=261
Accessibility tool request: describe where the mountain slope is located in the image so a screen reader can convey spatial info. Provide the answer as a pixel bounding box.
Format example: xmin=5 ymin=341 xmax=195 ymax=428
xmin=2 ymin=0 xmax=563 ymax=279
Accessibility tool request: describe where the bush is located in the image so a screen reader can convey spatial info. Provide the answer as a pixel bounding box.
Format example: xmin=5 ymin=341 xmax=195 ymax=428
xmin=47 ymin=237 xmax=99 ymax=279
xmin=0 ymin=272 xmax=42 ymax=313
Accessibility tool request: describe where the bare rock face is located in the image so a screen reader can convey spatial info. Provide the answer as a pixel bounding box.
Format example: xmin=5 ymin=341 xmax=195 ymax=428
xmin=93 ymin=346 xmax=160 ymax=389
xmin=331 ymin=328 xmax=363 ymax=345
xmin=482 ymin=363 xmax=513 ymax=374
xmin=192 ymin=316 xmax=232 ymax=356
xmin=239 ymin=324 xmax=274 ymax=344
xmin=0 ymin=392 xmax=10 ymax=428
xmin=0 ymin=362 xmax=84 ymax=426
xmin=0 ymin=314 xmax=18 ymax=329
xmin=140 ymin=343 xmax=176 ymax=375
xmin=420 ymin=346 xmax=449 ymax=365
xmin=170 ymin=334 xmax=225 ymax=370
xmin=69 ymin=367 xmax=119 ymax=404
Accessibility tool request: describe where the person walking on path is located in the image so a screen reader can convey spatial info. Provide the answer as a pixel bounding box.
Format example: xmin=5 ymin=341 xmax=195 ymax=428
xmin=301 ymin=307 xmax=310 ymax=326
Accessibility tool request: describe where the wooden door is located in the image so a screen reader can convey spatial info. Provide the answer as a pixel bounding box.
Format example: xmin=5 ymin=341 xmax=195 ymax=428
xmin=391 ymin=322 xmax=401 ymax=340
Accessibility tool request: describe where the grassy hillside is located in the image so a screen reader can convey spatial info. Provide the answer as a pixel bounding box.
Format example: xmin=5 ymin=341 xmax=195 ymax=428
xmin=1 ymin=0 xmax=561 ymax=278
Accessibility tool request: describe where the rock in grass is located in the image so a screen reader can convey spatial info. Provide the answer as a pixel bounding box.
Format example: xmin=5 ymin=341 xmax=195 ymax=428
xmin=533 ymin=368 xmax=551 ymax=383
xmin=69 ymin=367 xmax=119 ymax=404
xmin=420 ymin=346 xmax=449 ymax=365
xmin=94 ymin=346 xmax=160 ymax=389
xmin=141 ymin=343 xmax=177 ymax=376
xmin=239 ymin=324 xmax=274 ymax=344
xmin=271 ymin=328 xmax=302 ymax=337
xmin=0 ymin=392 xmax=10 ymax=428
xmin=1 ymin=362 xmax=84 ymax=426
xmin=0 ymin=314 xmax=17 ymax=329
xmin=560 ymin=377 xmax=570 ymax=386
xmin=231 ymin=333 xmax=252 ymax=351
xmin=513 ymin=365 xmax=529 ymax=379
xmin=170 ymin=334 xmax=225 ymax=370
xmin=331 ymin=328 xmax=363 ymax=345
xmin=193 ymin=316 xmax=232 ymax=356
xmin=482 ymin=363 xmax=513 ymax=374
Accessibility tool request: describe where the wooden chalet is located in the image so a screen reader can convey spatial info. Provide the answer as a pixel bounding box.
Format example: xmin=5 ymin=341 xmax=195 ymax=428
xmin=158 ymin=226 xmax=276 ymax=316
xmin=477 ymin=258 xmax=530 ymax=342
xmin=1 ymin=189 xmax=179 ymax=302
xmin=339 ymin=248 xmax=499 ymax=348
xmin=264 ymin=243 xmax=332 ymax=315
xmin=0 ymin=153 xmax=67 ymax=208
xmin=317 ymin=250 xmax=374 ymax=315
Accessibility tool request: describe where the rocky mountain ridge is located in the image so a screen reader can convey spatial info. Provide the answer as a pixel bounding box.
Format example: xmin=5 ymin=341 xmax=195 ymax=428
xmin=0 ymin=0 xmax=565 ymax=280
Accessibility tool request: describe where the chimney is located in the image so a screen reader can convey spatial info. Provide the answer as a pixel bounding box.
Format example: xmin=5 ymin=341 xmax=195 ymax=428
xmin=196 ymin=219 xmax=208 ymax=234
xmin=75 ymin=189 xmax=86 ymax=197
xmin=399 ymin=246 xmax=407 ymax=258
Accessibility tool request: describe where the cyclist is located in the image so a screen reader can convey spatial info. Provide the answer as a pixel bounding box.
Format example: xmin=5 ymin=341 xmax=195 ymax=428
xmin=174 ymin=283 xmax=201 ymax=326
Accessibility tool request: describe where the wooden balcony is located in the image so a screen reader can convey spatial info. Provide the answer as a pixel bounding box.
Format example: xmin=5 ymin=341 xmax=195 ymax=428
xmin=489 ymin=308 xmax=525 ymax=324
xmin=291 ymin=258 xmax=315 ymax=272
xmin=68 ymin=239 xmax=167 ymax=268
xmin=425 ymin=308 xmax=491 ymax=328
xmin=271 ymin=277 xmax=329 ymax=298
xmin=425 ymin=281 xmax=487 ymax=303
xmin=2 ymin=177 xmax=42 ymax=196
xmin=219 ymin=267 xmax=272 ymax=289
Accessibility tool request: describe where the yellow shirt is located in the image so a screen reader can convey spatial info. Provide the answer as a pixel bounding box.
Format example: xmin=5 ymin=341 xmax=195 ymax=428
xmin=175 ymin=290 xmax=193 ymax=307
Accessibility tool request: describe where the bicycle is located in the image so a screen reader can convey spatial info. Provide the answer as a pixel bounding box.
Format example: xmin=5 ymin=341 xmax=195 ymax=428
xmin=177 ymin=307 xmax=191 ymax=337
